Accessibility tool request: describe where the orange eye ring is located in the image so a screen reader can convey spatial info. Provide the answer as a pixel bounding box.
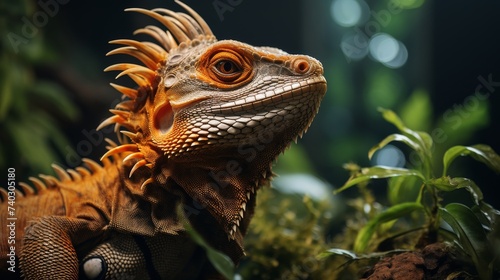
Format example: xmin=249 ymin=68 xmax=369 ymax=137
xmin=198 ymin=46 xmax=254 ymax=88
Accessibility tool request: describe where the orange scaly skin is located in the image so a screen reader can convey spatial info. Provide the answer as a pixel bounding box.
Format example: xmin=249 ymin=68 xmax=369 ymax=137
xmin=0 ymin=1 xmax=326 ymax=279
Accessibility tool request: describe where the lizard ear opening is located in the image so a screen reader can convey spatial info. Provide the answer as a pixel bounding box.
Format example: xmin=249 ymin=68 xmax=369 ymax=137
xmin=154 ymin=102 xmax=174 ymax=134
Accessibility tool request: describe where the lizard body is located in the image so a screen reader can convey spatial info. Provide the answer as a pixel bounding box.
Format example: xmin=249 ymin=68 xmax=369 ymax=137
xmin=1 ymin=1 xmax=326 ymax=279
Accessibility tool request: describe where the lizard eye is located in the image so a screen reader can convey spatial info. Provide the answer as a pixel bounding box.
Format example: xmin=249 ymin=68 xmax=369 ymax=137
xmin=210 ymin=56 xmax=243 ymax=83
xmin=214 ymin=59 xmax=241 ymax=77
xmin=199 ymin=46 xmax=254 ymax=89
xmin=206 ymin=50 xmax=252 ymax=85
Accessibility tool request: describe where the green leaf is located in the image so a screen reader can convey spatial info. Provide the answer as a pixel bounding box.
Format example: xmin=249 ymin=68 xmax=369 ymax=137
xmin=443 ymin=145 xmax=500 ymax=176
xmin=320 ymin=248 xmax=358 ymax=259
xmin=477 ymin=201 xmax=500 ymax=226
xmin=182 ymin=218 xmax=235 ymax=280
xmin=415 ymin=131 xmax=433 ymax=157
xmin=336 ymin=166 xmax=424 ymax=194
xmin=205 ymin=250 xmax=235 ymax=280
xmin=440 ymin=203 xmax=492 ymax=280
xmin=387 ymin=175 xmax=421 ymax=205
xmin=319 ymin=247 xmax=408 ymax=260
xmin=379 ymin=108 xmax=408 ymax=132
xmin=379 ymin=108 xmax=432 ymax=149
xmin=470 ymin=205 xmax=492 ymax=231
xmin=354 ymin=202 xmax=423 ymax=252
xmin=427 ymin=177 xmax=483 ymax=205
xmin=368 ymin=133 xmax=420 ymax=160
xmin=378 ymin=108 xmax=433 ymax=174
xmin=319 ymin=248 xmax=409 ymax=272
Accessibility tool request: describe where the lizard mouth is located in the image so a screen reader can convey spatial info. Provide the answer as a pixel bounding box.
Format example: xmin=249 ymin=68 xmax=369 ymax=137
xmin=214 ymin=76 xmax=326 ymax=114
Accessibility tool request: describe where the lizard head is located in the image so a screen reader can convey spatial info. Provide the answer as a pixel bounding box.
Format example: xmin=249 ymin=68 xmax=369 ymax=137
xmin=99 ymin=1 xmax=326 ymax=250
xmin=149 ymin=40 xmax=325 ymax=161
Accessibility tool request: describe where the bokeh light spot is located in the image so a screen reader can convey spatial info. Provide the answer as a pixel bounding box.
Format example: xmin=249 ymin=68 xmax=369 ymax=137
xmin=383 ymin=41 xmax=408 ymax=68
xmin=331 ymin=0 xmax=363 ymax=27
xmin=373 ymin=144 xmax=406 ymax=167
xmin=369 ymin=33 xmax=399 ymax=63
xmin=369 ymin=33 xmax=408 ymax=68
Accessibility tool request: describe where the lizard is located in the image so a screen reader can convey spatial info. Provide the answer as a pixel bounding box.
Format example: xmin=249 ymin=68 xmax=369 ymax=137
xmin=0 ymin=1 xmax=327 ymax=279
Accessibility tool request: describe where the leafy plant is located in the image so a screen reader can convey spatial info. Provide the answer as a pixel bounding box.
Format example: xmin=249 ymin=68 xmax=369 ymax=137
xmin=184 ymin=182 xmax=343 ymax=280
xmin=238 ymin=184 xmax=342 ymax=279
xmin=329 ymin=108 xmax=500 ymax=279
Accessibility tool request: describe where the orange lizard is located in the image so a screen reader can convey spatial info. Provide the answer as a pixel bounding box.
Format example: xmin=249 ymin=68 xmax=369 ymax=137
xmin=0 ymin=1 xmax=326 ymax=279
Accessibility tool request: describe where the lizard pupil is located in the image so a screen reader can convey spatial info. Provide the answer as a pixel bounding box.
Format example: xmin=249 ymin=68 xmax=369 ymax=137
xmin=217 ymin=60 xmax=238 ymax=74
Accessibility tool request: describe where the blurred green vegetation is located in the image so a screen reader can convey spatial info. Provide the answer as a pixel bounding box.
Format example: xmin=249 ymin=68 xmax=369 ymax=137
xmin=0 ymin=0 xmax=79 ymax=176
xmin=238 ymin=185 xmax=346 ymax=279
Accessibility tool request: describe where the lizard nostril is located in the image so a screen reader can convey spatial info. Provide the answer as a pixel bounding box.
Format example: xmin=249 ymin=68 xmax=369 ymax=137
xmin=293 ymin=58 xmax=311 ymax=74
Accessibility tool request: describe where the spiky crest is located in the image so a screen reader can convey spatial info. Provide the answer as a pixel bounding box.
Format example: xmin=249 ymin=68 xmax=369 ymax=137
xmin=0 ymin=138 xmax=127 ymax=203
xmin=97 ymin=1 xmax=216 ymax=189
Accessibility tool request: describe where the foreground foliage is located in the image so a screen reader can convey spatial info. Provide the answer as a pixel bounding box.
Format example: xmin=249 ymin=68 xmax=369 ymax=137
xmin=327 ymin=108 xmax=500 ymax=279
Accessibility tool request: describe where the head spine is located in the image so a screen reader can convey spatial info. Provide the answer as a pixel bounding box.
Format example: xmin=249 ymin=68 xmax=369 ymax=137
xmin=97 ymin=1 xmax=217 ymax=184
